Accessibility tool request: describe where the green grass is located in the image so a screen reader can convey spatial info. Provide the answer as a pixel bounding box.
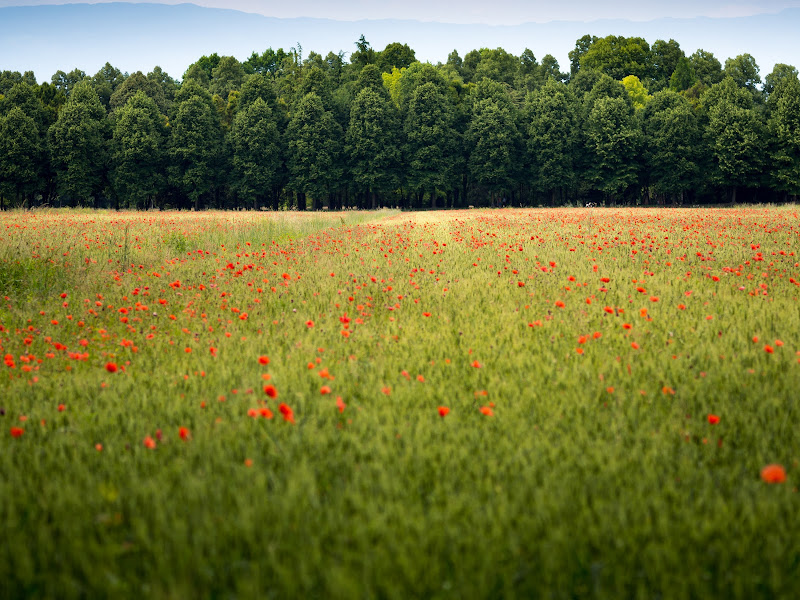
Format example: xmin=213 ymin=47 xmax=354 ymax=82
xmin=1 ymin=206 xmax=799 ymax=599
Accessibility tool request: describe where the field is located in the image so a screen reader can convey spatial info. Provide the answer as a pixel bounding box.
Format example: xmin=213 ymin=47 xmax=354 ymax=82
xmin=1 ymin=206 xmax=799 ymax=599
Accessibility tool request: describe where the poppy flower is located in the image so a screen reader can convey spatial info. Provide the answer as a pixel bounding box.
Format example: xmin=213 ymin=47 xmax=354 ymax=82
xmin=105 ymin=362 xmax=118 ymax=373
xmin=336 ymin=397 xmax=346 ymax=413
xmin=479 ymin=406 xmax=494 ymax=417
xmin=320 ymin=385 xmax=332 ymax=395
xmin=278 ymin=403 xmax=295 ymax=424
xmin=258 ymin=356 xmax=270 ymax=365
xmin=143 ymin=436 xmax=156 ymax=449
xmin=707 ymin=414 xmax=720 ymax=425
xmin=438 ymin=406 xmax=450 ymax=417
xmin=264 ymin=384 xmax=278 ymax=399
xmin=760 ymin=464 xmax=787 ymax=483
xmin=179 ymin=427 xmax=190 ymax=440
xmin=10 ymin=427 xmax=24 ymax=438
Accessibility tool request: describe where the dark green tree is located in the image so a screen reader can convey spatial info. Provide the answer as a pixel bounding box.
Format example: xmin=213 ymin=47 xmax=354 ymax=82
xmin=377 ymin=43 xmax=416 ymax=73
xmin=169 ymin=93 xmax=221 ymax=209
xmin=210 ymin=56 xmax=245 ymax=99
xmin=48 ymin=81 xmax=108 ymax=204
xmin=690 ymin=50 xmax=724 ymax=86
xmin=403 ymin=82 xmax=458 ymax=208
xmin=724 ymin=54 xmax=761 ymax=96
xmin=585 ymin=96 xmax=642 ymax=202
xmin=669 ymin=56 xmax=696 ymax=92
xmin=351 ymin=35 xmax=376 ymax=69
xmin=0 ymin=107 xmax=44 ymax=208
xmin=650 ymin=39 xmax=684 ymax=91
xmin=525 ymin=79 xmax=580 ymax=204
xmin=51 ymin=68 xmax=87 ymax=97
xmin=91 ymin=62 xmax=125 ymax=110
xmin=466 ymin=89 xmax=521 ymax=205
xmin=110 ymin=71 xmax=167 ymax=114
xmin=568 ymin=35 xmax=598 ymax=76
xmin=767 ymin=77 xmax=800 ymax=199
xmin=764 ymin=64 xmax=799 ymax=100
xmin=346 ymin=88 xmax=402 ymax=207
xmin=286 ymin=92 xmax=343 ymax=210
xmin=641 ymin=91 xmax=701 ymax=202
xmin=110 ymin=91 xmax=167 ymax=209
xmin=230 ymin=97 xmax=283 ymax=210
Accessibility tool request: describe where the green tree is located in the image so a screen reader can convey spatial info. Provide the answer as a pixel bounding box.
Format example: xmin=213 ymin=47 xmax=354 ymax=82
xmin=568 ymin=35 xmax=598 ymax=76
xmin=767 ymin=77 xmax=800 ymax=198
xmin=525 ymin=79 xmax=580 ymax=204
xmin=0 ymin=107 xmax=44 ymax=208
xmin=690 ymin=49 xmax=724 ymax=87
xmin=473 ymin=48 xmax=518 ymax=86
xmin=703 ymin=79 xmax=765 ymax=202
xmin=641 ymin=91 xmax=701 ymax=202
xmin=351 ymin=35 xmax=376 ymax=69
xmin=580 ymin=35 xmax=650 ymax=80
xmin=649 ymin=39 xmax=684 ymax=91
xmin=169 ymin=93 xmax=221 ymax=209
xmin=377 ymin=43 xmax=416 ymax=73
xmin=210 ymin=56 xmax=245 ymax=99
xmin=764 ymin=64 xmax=799 ymax=100
xmin=91 ymin=62 xmax=125 ymax=110
xmin=346 ymin=87 xmax=402 ymax=208
xmin=669 ymin=56 xmax=696 ymax=92
xmin=286 ymin=92 xmax=343 ymax=210
xmin=466 ymin=85 xmax=521 ymax=205
xmin=585 ymin=96 xmax=642 ymax=201
xmin=48 ymin=81 xmax=108 ymax=204
xmin=110 ymin=71 xmax=167 ymax=114
xmin=110 ymin=91 xmax=167 ymax=209
xmin=724 ymin=54 xmax=761 ymax=95
xmin=51 ymin=68 xmax=87 ymax=97
xmin=403 ymin=82 xmax=458 ymax=208
xmin=230 ymin=97 xmax=283 ymax=210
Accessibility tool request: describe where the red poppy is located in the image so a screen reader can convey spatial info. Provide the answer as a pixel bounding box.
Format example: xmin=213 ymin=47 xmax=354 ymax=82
xmin=258 ymin=356 xmax=270 ymax=365
xmin=264 ymin=384 xmax=278 ymax=399
xmin=438 ymin=406 xmax=450 ymax=417
xmin=479 ymin=406 xmax=494 ymax=417
xmin=105 ymin=362 xmax=118 ymax=373
xmin=143 ymin=436 xmax=156 ymax=449
xmin=179 ymin=427 xmax=190 ymax=440
xmin=10 ymin=427 xmax=24 ymax=438
xmin=278 ymin=403 xmax=295 ymax=424
xmin=707 ymin=414 xmax=720 ymax=425
xmin=320 ymin=385 xmax=332 ymax=395
xmin=760 ymin=464 xmax=787 ymax=483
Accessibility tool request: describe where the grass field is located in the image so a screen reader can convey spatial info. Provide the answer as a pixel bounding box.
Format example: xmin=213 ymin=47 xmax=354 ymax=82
xmin=1 ymin=206 xmax=800 ymax=599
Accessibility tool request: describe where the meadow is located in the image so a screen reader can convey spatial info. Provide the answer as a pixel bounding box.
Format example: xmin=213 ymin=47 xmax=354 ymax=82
xmin=1 ymin=206 xmax=799 ymax=599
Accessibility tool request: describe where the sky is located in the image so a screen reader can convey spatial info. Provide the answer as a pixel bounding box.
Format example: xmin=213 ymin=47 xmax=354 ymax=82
xmin=2 ymin=0 xmax=800 ymax=25
xmin=2 ymin=2 xmax=799 ymax=81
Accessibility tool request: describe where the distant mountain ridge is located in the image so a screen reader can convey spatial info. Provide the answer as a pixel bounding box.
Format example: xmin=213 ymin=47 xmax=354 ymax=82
xmin=1 ymin=2 xmax=799 ymax=81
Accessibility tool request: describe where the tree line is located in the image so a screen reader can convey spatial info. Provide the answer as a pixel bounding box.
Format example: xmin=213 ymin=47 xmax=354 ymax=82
xmin=1 ymin=34 xmax=799 ymax=210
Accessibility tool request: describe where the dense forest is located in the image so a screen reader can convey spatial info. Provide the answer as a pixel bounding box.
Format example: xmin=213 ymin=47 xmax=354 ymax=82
xmin=1 ymin=34 xmax=799 ymax=210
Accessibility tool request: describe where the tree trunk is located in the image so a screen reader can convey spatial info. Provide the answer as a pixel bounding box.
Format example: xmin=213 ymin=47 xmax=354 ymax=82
xmin=297 ymin=192 xmax=306 ymax=211
xmin=371 ymin=190 xmax=376 ymax=210
xmin=430 ymin=189 xmax=436 ymax=210
xmin=731 ymin=186 xmax=737 ymax=205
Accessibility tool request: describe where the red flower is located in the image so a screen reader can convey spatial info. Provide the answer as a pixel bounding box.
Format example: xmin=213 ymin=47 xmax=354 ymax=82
xmin=438 ymin=406 xmax=450 ymax=417
xmin=143 ymin=435 xmax=156 ymax=449
xmin=58 ymin=404 xmax=66 ymax=412
xmin=320 ymin=385 xmax=332 ymax=395
xmin=336 ymin=396 xmax=346 ymax=413
xmin=258 ymin=356 xmax=270 ymax=365
xmin=707 ymin=414 xmax=720 ymax=425
xmin=764 ymin=345 xmax=774 ymax=354
xmin=278 ymin=403 xmax=295 ymax=424
xmin=10 ymin=427 xmax=24 ymax=438
xmin=479 ymin=406 xmax=494 ymax=417
xmin=105 ymin=362 xmax=118 ymax=373
xmin=761 ymin=464 xmax=787 ymax=483
xmin=264 ymin=384 xmax=278 ymax=399
xmin=179 ymin=427 xmax=190 ymax=440
xmin=471 ymin=360 xmax=482 ymax=368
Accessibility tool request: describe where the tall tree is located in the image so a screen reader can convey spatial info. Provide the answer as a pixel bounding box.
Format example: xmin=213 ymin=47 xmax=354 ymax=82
xmin=641 ymin=91 xmax=701 ymax=203
xmin=230 ymin=97 xmax=284 ymax=210
xmin=169 ymin=93 xmax=220 ymax=209
xmin=286 ymin=92 xmax=343 ymax=210
xmin=0 ymin=107 xmax=44 ymax=208
xmin=110 ymin=71 xmax=167 ymax=114
xmin=703 ymin=78 xmax=765 ymax=202
xmin=669 ymin=56 xmax=696 ymax=92
xmin=377 ymin=43 xmax=416 ymax=73
xmin=690 ymin=50 xmax=724 ymax=87
xmin=403 ymin=82 xmax=458 ymax=208
xmin=767 ymin=76 xmax=800 ymax=199
xmin=346 ymin=87 xmax=402 ymax=207
xmin=525 ymin=79 xmax=579 ymax=204
xmin=48 ymin=80 xmax=108 ymax=204
xmin=724 ymin=54 xmax=761 ymax=97
xmin=466 ymin=85 xmax=521 ymax=205
xmin=580 ymin=35 xmax=650 ymax=80
xmin=110 ymin=91 xmax=167 ymax=209
xmin=585 ymin=96 xmax=642 ymax=202
xmin=649 ymin=39 xmax=684 ymax=91
xmin=210 ymin=56 xmax=245 ymax=99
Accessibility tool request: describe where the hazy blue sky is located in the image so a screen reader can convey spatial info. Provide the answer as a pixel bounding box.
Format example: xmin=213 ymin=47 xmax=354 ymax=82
xmin=2 ymin=0 xmax=800 ymax=24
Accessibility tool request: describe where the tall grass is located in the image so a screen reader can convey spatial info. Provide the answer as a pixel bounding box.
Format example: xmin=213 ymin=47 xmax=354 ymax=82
xmin=1 ymin=206 xmax=799 ymax=599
